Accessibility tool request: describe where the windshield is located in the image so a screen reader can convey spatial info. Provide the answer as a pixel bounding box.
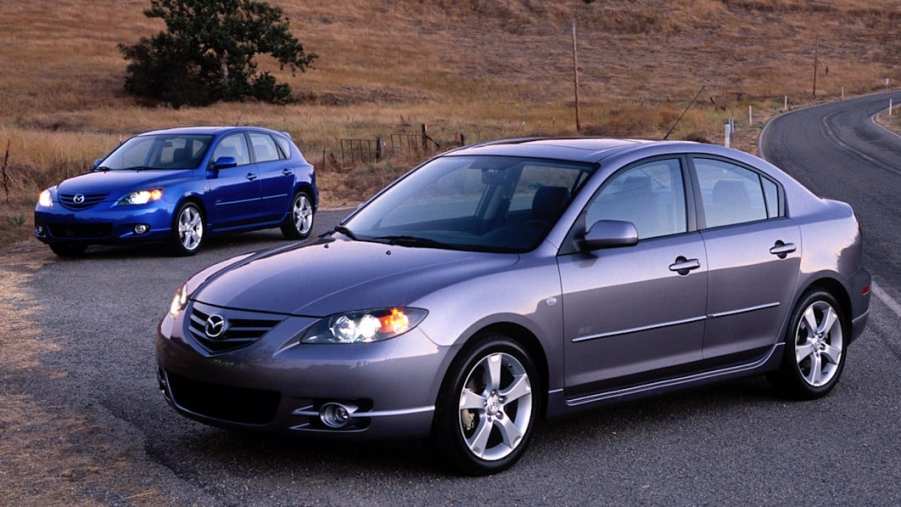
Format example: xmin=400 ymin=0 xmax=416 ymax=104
xmin=100 ymin=134 xmax=214 ymax=170
xmin=343 ymin=155 xmax=595 ymax=253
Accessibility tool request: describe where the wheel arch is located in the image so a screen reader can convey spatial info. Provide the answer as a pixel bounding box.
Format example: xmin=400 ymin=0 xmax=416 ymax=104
xmin=799 ymin=276 xmax=852 ymax=324
xmin=786 ymin=276 xmax=854 ymax=342
xmin=436 ymin=320 xmax=550 ymax=418
xmin=172 ymin=194 xmax=208 ymax=226
xmin=293 ymin=180 xmax=318 ymax=210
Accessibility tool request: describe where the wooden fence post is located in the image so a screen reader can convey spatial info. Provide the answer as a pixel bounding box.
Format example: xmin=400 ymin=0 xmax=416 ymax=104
xmin=1 ymin=140 xmax=9 ymax=204
xmin=421 ymin=124 xmax=428 ymax=152
xmin=375 ymin=136 xmax=382 ymax=161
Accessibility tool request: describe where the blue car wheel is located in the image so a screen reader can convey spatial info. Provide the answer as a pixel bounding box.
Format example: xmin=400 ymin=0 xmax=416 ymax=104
xmin=172 ymin=203 xmax=205 ymax=256
xmin=281 ymin=191 xmax=315 ymax=240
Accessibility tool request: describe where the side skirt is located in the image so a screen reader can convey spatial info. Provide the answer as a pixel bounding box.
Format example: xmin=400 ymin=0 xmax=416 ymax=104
xmin=546 ymin=343 xmax=784 ymax=418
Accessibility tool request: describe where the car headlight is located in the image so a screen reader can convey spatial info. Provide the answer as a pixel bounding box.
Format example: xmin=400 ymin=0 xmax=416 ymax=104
xmin=117 ymin=188 xmax=163 ymax=206
xmin=168 ymin=284 xmax=189 ymax=316
xmin=38 ymin=189 xmax=53 ymax=207
xmin=300 ymin=307 xmax=428 ymax=344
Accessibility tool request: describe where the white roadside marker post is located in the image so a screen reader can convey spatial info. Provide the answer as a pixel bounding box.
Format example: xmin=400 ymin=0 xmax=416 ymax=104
xmin=748 ymin=105 xmax=753 ymax=125
xmin=784 ymin=95 xmax=788 ymax=111
xmin=724 ymin=120 xmax=732 ymax=148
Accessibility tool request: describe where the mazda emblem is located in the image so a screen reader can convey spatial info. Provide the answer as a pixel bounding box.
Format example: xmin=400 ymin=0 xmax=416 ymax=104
xmin=204 ymin=314 xmax=228 ymax=338
xmin=73 ymin=194 xmax=86 ymax=204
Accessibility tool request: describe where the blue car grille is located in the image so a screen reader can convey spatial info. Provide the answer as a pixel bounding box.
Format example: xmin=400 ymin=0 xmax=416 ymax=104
xmin=187 ymin=305 xmax=282 ymax=353
xmin=59 ymin=193 xmax=107 ymax=210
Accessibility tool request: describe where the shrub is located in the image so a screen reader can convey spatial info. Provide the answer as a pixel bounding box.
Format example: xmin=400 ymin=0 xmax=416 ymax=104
xmin=119 ymin=0 xmax=317 ymax=107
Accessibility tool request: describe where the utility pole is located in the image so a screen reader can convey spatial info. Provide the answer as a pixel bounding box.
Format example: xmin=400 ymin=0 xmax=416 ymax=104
xmin=812 ymin=34 xmax=819 ymax=98
xmin=571 ymin=18 xmax=581 ymax=133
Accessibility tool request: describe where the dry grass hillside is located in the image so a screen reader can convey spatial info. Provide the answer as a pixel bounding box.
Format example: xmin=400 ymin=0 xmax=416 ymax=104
xmin=1 ymin=0 xmax=900 ymax=244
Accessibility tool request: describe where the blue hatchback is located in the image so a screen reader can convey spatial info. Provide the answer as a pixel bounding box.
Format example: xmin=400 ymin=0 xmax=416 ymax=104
xmin=34 ymin=126 xmax=318 ymax=256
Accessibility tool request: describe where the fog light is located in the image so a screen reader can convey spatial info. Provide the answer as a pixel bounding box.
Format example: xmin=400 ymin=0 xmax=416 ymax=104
xmin=134 ymin=224 xmax=149 ymax=234
xmin=319 ymin=402 xmax=356 ymax=429
xmin=35 ymin=225 xmax=45 ymax=236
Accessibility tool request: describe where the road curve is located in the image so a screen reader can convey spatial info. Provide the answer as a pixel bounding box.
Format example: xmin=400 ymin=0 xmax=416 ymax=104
xmin=761 ymin=90 xmax=901 ymax=298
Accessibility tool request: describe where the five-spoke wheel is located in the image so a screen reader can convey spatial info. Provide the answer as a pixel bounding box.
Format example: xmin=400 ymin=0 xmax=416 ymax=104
xmin=282 ymin=191 xmax=315 ymax=240
xmin=435 ymin=336 xmax=540 ymax=475
xmin=795 ymin=300 xmax=844 ymax=387
xmin=772 ymin=290 xmax=847 ymax=399
xmin=458 ymin=352 xmax=533 ymax=461
xmin=171 ymin=203 xmax=204 ymax=256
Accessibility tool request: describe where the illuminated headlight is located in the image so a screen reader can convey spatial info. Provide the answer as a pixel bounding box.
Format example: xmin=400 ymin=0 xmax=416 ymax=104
xmin=168 ymin=284 xmax=189 ymax=316
xmin=300 ymin=307 xmax=427 ymax=344
xmin=117 ymin=188 xmax=163 ymax=206
xmin=38 ymin=189 xmax=53 ymax=207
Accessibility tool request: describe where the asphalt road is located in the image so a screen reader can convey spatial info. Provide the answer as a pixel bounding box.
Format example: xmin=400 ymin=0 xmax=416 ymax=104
xmin=3 ymin=94 xmax=901 ymax=505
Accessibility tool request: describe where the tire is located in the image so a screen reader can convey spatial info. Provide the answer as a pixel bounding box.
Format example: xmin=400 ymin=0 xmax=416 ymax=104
xmin=49 ymin=243 xmax=87 ymax=258
xmin=769 ymin=289 xmax=848 ymax=400
xmin=170 ymin=202 xmax=205 ymax=256
xmin=281 ymin=191 xmax=315 ymax=240
xmin=433 ymin=334 xmax=541 ymax=475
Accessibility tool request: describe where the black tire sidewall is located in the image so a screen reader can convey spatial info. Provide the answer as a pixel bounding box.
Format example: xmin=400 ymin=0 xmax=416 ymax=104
xmin=171 ymin=203 xmax=204 ymax=256
xmin=434 ymin=335 xmax=542 ymax=476
xmin=779 ymin=290 xmax=848 ymax=398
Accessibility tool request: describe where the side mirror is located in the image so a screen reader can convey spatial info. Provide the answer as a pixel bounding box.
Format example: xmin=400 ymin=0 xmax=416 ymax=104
xmin=212 ymin=156 xmax=237 ymax=170
xmin=579 ymin=220 xmax=639 ymax=251
xmin=90 ymin=159 xmax=102 ymax=171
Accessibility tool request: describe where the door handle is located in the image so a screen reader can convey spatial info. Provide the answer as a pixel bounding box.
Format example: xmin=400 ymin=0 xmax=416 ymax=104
xmin=246 ymin=172 xmax=257 ymax=181
xmin=669 ymin=256 xmax=701 ymax=275
xmin=769 ymin=241 xmax=796 ymax=258
xmin=282 ymin=168 xmax=292 ymax=175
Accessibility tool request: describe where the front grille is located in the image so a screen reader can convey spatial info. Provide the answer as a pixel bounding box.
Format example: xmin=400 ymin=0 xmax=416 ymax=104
xmin=48 ymin=222 xmax=112 ymax=238
xmin=165 ymin=371 xmax=280 ymax=425
xmin=187 ymin=305 xmax=281 ymax=353
xmin=59 ymin=193 xmax=108 ymax=210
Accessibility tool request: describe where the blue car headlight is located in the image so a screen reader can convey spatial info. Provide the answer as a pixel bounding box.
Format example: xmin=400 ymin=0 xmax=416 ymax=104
xmin=38 ymin=189 xmax=53 ymax=207
xmin=117 ymin=188 xmax=163 ymax=206
xmin=300 ymin=307 xmax=428 ymax=344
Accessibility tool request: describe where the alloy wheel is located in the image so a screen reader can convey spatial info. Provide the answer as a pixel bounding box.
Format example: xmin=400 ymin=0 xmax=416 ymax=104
xmin=795 ymin=300 xmax=843 ymax=387
xmin=293 ymin=194 xmax=314 ymax=235
xmin=458 ymin=352 xmax=533 ymax=461
xmin=178 ymin=206 xmax=203 ymax=251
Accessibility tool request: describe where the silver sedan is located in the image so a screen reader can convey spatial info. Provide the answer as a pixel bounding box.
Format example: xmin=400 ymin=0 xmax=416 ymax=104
xmin=158 ymin=138 xmax=870 ymax=475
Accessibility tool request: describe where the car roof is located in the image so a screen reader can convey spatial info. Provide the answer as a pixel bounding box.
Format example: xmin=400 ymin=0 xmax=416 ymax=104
xmin=449 ymin=137 xmax=698 ymax=163
xmin=138 ymin=126 xmax=284 ymax=137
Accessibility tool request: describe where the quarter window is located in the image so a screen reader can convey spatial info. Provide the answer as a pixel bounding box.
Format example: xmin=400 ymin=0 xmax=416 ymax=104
xmin=693 ymin=158 xmax=768 ymax=228
xmin=249 ymin=133 xmax=280 ymax=163
xmin=274 ymin=136 xmax=293 ymax=160
xmin=584 ymin=158 xmax=687 ymax=240
xmin=212 ymin=134 xmax=251 ymax=166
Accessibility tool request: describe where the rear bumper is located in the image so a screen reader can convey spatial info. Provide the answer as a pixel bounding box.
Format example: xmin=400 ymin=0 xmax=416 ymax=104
xmin=34 ymin=204 xmax=173 ymax=244
xmin=156 ymin=303 xmax=453 ymax=439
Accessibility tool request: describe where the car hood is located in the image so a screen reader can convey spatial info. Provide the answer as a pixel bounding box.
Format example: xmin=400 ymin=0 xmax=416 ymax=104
xmin=192 ymin=239 xmax=520 ymax=317
xmin=57 ymin=169 xmax=194 ymax=196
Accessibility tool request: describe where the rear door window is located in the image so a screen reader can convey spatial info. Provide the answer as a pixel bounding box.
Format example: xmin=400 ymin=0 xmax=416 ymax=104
xmin=693 ymin=157 xmax=768 ymax=228
xmin=249 ymin=133 xmax=281 ymax=163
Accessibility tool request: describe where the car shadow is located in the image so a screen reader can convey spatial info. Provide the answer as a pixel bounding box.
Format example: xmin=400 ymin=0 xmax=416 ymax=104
xmin=157 ymin=375 xmax=785 ymax=478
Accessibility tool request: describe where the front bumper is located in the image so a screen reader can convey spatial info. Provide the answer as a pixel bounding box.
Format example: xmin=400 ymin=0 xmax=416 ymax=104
xmin=156 ymin=301 xmax=454 ymax=439
xmin=34 ymin=203 xmax=173 ymax=244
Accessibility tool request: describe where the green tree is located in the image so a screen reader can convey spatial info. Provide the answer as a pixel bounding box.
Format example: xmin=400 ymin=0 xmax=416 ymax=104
xmin=120 ymin=0 xmax=316 ymax=107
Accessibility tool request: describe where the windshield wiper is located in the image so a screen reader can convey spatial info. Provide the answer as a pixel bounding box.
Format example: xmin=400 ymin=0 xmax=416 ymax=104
xmin=369 ymin=235 xmax=450 ymax=248
xmin=323 ymin=225 xmax=358 ymax=240
xmin=120 ymin=166 xmax=155 ymax=171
